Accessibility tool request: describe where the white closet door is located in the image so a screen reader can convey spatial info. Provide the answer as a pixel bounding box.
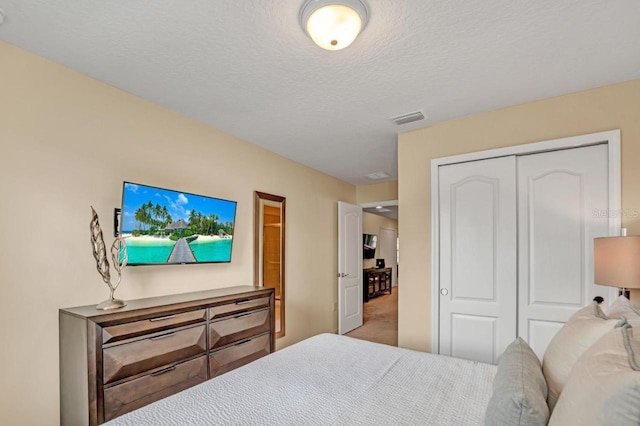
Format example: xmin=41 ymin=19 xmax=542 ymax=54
xmin=517 ymin=144 xmax=610 ymax=359
xmin=439 ymin=156 xmax=517 ymax=364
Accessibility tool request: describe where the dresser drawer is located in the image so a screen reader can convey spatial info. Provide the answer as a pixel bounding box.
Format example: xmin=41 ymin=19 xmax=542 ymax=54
xmin=102 ymin=309 xmax=207 ymax=344
xmin=103 ymin=325 xmax=207 ymax=385
xmin=209 ymin=333 xmax=271 ymax=378
xmin=208 ymin=296 xmax=270 ymax=320
xmin=103 ymin=356 xmax=207 ymax=422
xmin=209 ymin=308 xmax=270 ymax=350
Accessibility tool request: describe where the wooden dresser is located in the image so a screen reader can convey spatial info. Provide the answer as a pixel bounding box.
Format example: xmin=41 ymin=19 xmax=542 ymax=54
xmin=363 ymin=268 xmax=392 ymax=302
xmin=59 ymin=286 xmax=275 ymax=425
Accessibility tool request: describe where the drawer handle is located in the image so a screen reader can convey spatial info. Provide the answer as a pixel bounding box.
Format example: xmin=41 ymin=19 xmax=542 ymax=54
xmin=150 ymin=332 xmax=176 ymax=341
xmin=235 ymin=299 xmax=252 ymax=305
xmin=151 ymin=365 xmax=177 ymax=377
xmin=234 ymin=313 xmax=251 ymax=319
xmin=149 ymin=314 xmax=177 ymax=322
xmin=235 ymin=339 xmax=252 ymax=346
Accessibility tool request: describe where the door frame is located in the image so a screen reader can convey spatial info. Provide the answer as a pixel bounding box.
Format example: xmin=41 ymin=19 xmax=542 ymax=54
xmin=430 ymin=130 xmax=621 ymax=353
xmin=254 ymin=191 xmax=286 ymax=339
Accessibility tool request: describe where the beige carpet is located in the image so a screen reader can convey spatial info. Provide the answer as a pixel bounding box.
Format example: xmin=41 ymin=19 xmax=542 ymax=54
xmin=346 ymin=288 xmax=398 ymax=346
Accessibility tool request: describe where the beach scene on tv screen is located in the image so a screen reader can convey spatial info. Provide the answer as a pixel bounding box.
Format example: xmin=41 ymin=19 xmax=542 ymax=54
xmin=121 ymin=182 xmax=236 ymax=264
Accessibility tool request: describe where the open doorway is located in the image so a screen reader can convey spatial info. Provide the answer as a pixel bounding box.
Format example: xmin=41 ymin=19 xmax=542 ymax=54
xmin=254 ymin=192 xmax=286 ymax=338
xmin=346 ymin=200 xmax=399 ymax=346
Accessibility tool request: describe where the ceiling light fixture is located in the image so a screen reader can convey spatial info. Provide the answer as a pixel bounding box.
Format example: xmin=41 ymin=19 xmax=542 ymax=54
xmin=299 ymin=0 xmax=369 ymax=51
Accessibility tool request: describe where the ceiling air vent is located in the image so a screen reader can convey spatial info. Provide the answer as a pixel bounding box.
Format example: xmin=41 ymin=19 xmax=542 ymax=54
xmin=365 ymin=171 xmax=391 ymax=181
xmin=391 ymin=110 xmax=426 ymax=126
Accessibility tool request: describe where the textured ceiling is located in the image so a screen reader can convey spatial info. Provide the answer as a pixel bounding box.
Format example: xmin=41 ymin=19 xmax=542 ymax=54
xmin=2 ymin=1 xmax=640 ymax=185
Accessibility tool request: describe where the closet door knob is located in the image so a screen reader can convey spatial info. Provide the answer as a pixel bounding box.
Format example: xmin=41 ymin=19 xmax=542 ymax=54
xmin=440 ymin=288 xmax=449 ymax=296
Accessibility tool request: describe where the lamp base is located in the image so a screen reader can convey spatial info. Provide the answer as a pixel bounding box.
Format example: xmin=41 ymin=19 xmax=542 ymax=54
xmin=96 ymin=298 xmax=127 ymax=310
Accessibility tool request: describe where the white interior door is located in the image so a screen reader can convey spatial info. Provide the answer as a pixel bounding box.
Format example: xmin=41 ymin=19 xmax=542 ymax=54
xmin=517 ymin=144 xmax=613 ymax=359
xmin=379 ymin=227 xmax=398 ymax=287
xmin=439 ymin=156 xmax=518 ymax=364
xmin=338 ymin=201 xmax=363 ymax=334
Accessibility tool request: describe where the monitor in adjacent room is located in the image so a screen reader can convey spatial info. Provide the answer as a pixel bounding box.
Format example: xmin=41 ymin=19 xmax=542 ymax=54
xmin=363 ymin=233 xmax=377 ymax=259
xmin=120 ymin=181 xmax=237 ymax=265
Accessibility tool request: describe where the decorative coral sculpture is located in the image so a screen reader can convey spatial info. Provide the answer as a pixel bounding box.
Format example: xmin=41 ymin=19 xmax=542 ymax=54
xmin=90 ymin=206 xmax=128 ymax=310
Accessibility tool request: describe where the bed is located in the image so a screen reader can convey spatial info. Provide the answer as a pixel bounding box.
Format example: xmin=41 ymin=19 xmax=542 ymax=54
xmin=105 ymin=333 xmax=496 ymax=425
xmin=104 ymin=299 xmax=640 ymax=426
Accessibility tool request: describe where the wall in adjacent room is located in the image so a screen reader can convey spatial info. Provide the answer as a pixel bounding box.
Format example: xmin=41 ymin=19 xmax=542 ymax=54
xmin=398 ymin=78 xmax=640 ymax=352
xmin=0 ymin=41 xmax=355 ymax=425
xmin=357 ymin=181 xmax=399 ymax=269
xmin=362 ymin=212 xmax=398 ymax=270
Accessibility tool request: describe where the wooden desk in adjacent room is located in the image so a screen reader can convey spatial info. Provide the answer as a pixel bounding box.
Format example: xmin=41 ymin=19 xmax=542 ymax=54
xmin=363 ymin=267 xmax=392 ymax=302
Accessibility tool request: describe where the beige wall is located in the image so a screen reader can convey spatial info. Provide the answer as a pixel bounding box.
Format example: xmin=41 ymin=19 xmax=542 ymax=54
xmin=398 ymin=78 xmax=640 ymax=352
xmin=362 ymin=212 xmax=398 ymax=269
xmin=0 ymin=42 xmax=355 ymax=425
xmin=356 ymin=180 xmax=398 ymax=204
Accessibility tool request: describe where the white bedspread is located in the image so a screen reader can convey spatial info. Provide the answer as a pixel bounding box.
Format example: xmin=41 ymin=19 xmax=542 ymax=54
xmin=106 ymin=333 xmax=496 ymax=425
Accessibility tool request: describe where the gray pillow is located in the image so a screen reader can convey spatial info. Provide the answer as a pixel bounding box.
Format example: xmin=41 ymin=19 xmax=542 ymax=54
xmin=484 ymin=337 xmax=549 ymax=426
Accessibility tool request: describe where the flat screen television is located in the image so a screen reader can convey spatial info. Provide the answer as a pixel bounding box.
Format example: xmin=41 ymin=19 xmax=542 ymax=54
xmin=363 ymin=233 xmax=377 ymax=259
xmin=120 ymin=182 xmax=237 ymax=265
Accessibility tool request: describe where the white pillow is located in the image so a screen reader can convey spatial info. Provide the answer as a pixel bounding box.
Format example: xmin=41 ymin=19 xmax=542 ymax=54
xmin=548 ymin=324 xmax=640 ymax=426
xmin=607 ymin=295 xmax=640 ymax=328
xmin=542 ymin=302 xmax=624 ymax=412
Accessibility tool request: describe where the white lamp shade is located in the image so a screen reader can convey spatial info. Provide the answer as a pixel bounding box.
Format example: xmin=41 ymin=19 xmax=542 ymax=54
xmin=594 ymin=236 xmax=640 ymax=289
xmin=300 ymin=0 xmax=369 ymax=51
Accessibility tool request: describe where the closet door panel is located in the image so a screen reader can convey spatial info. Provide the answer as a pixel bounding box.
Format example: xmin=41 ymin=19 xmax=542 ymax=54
xmin=451 ymin=314 xmax=497 ymax=364
xmin=517 ymin=144 xmax=610 ymax=359
xmin=527 ymin=171 xmax=584 ymax=305
xmin=439 ymin=156 xmax=517 ymax=364
xmin=451 ymin=180 xmax=496 ymax=300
